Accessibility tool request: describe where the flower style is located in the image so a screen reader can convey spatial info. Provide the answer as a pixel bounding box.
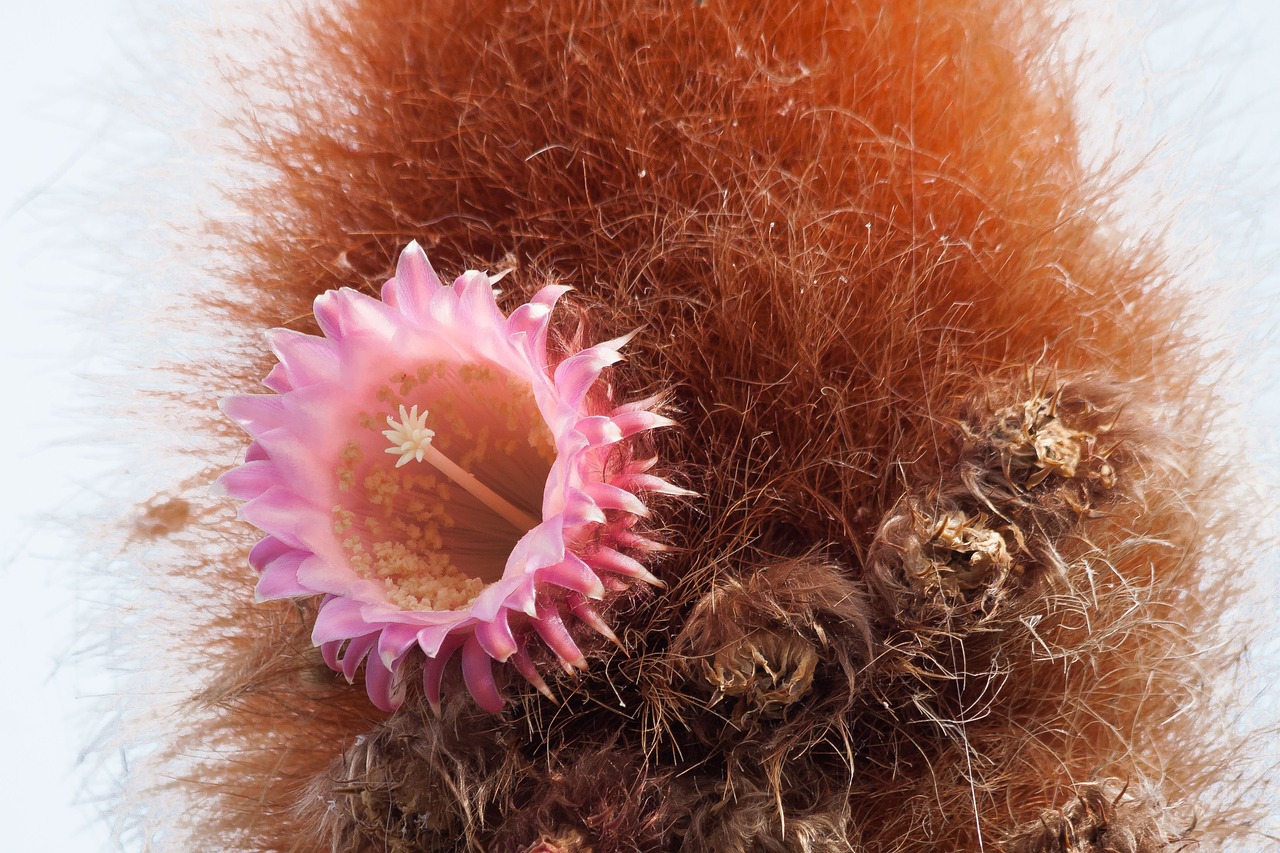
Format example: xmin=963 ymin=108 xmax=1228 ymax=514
xmin=218 ymin=242 xmax=686 ymax=712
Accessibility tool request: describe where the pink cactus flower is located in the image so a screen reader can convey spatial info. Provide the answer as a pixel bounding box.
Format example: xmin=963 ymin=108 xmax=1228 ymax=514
xmin=218 ymin=242 xmax=685 ymax=712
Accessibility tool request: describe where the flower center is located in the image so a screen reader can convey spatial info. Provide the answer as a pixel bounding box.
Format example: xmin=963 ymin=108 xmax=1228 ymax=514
xmin=331 ymin=360 xmax=556 ymax=611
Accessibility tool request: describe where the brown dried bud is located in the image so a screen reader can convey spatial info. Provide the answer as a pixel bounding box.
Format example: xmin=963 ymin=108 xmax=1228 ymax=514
xmin=1001 ymin=780 xmax=1186 ymax=853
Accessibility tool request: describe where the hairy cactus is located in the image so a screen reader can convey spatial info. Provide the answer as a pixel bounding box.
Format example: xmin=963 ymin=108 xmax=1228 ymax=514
xmin=106 ymin=0 xmax=1272 ymax=850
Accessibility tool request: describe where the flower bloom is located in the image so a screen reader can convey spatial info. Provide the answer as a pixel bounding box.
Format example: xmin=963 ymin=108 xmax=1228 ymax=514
xmin=218 ymin=242 xmax=685 ymax=712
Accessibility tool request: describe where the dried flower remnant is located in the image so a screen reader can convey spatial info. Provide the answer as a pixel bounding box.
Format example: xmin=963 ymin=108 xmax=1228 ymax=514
xmin=908 ymin=510 xmax=1019 ymax=602
xmin=1000 ymin=780 xmax=1188 ymax=853
xmin=218 ymin=242 xmax=687 ymax=712
xmin=703 ymin=628 xmax=820 ymax=720
xmin=986 ymin=383 xmax=1118 ymax=491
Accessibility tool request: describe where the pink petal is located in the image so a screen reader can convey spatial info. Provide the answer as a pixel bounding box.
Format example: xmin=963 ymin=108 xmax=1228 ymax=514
xmin=567 ymin=594 xmax=620 ymax=646
xmin=340 ymin=633 xmax=378 ymax=681
xmin=611 ymin=409 xmax=677 ymax=437
xmin=582 ymin=482 xmax=650 ymax=517
xmin=214 ymin=460 xmax=282 ymax=501
xmin=239 ymin=487 xmax=313 ymax=549
xmin=321 ymin=637 xmax=342 ymax=670
xmin=312 ymin=596 xmax=372 ymax=645
xmin=533 ymin=603 xmax=587 ymax=671
xmin=510 ymin=649 xmax=554 ymax=701
xmin=295 ymin=554 xmax=351 ymax=593
xmin=363 ymin=653 xmax=402 ymax=713
xmin=247 ymin=536 xmax=291 ymax=572
xmin=262 ymin=363 xmax=292 ymax=392
xmin=254 ymin=550 xmax=313 ymax=601
xmin=416 ymin=622 xmax=461 ymax=657
xmin=613 ymin=472 xmax=698 ymax=497
xmin=538 ymin=553 xmax=605 ymax=599
xmin=575 ymin=415 xmax=625 ymax=447
xmin=506 ymin=284 xmax=570 ymax=341
xmin=245 ymin=441 xmax=269 ymax=462
xmin=313 ymin=287 xmax=397 ymax=341
xmin=586 ymin=546 xmax=664 ymax=587
xmin=560 ymin=491 xmax=608 ymax=527
xmin=461 ymin=638 xmax=505 ymax=712
xmin=377 ymin=623 xmax=421 ymax=670
xmin=221 ymin=394 xmax=289 ymax=435
xmin=553 ymin=344 xmax=625 ymax=405
xmin=473 ymin=613 xmax=518 ymax=662
xmin=423 ymin=636 xmax=464 ymax=713
xmin=267 ymin=328 xmax=339 ymax=387
xmin=384 ymin=241 xmax=444 ymax=321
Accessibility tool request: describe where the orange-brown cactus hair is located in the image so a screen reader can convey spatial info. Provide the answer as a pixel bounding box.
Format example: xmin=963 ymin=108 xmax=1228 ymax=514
xmin=116 ymin=0 xmax=1269 ymax=850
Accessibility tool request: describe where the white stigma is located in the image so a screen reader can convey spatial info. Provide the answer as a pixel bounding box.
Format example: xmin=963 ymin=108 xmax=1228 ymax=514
xmin=383 ymin=404 xmax=436 ymax=468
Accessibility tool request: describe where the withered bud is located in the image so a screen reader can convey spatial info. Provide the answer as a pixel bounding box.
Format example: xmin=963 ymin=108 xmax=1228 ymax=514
xmin=674 ymin=559 xmax=872 ymax=722
xmin=702 ymin=624 xmax=820 ymax=719
xmin=1000 ymin=780 xmax=1186 ymax=853
xmin=984 ymin=380 xmax=1117 ymax=492
xmin=522 ymin=830 xmax=592 ymax=853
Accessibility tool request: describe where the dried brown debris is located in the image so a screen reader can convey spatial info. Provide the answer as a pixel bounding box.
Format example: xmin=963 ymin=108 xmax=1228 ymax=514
xmin=1001 ymin=780 xmax=1190 ymax=853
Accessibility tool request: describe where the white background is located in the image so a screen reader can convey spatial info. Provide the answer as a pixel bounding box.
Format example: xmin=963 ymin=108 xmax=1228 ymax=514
xmin=1 ymin=1 xmax=1276 ymax=850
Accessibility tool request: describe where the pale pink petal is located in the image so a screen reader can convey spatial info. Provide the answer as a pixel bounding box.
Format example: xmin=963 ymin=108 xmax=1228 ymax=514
xmin=363 ymin=653 xmax=402 ymax=713
xmin=214 ymin=460 xmax=281 ymax=501
xmin=461 ymin=638 xmax=504 ymax=712
xmin=221 ymin=394 xmax=289 ymax=434
xmin=586 ymin=545 xmax=664 ymax=587
xmin=340 ymin=632 xmax=378 ymax=681
xmin=312 ymin=596 xmax=371 ymax=645
xmin=567 ymin=595 xmax=620 ymax=646
xmin=384 ymin=240 xmax=444 ymax=321
xmin=582 ymin=482 xmax=650 ymax=517
xmin=611 ymin=409 xmax=677 ymax=437
xmin=254 ymin=550 xmax=312 ymax=601
xmin=532 ymin=602 xmax=587 ymax=671
xmin=377 ymin=623 xmax=421 ymax=670
xmin=510 ymin=648 xmax=555 ymax=701
xmin=473 ymin=613 xmax=518 ymax=662
xmin=539 ymin=553 xmax=606 ymax=599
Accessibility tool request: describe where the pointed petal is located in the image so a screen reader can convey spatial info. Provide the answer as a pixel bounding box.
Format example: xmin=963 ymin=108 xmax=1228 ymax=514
xmin=567 ymin=595 xmax=621 ymax=647
xmin=415 ymin=622 xmax=460 ymax=658
xmin=340 ymin=632 xmax=378 ymax=681
xmin=561 ymin=490 xmax=608 ymax=526
xmin=248 ymin=536 xmax=291 ymax=572
xmin=254 ymin=550 xmax=313 ymax=601
xmin=510 ymin=649 xmax=555 ymax=701
xmin=575 ymin=415 xmax=625 ymax=447
xmin=586 ymin=546 xmax=664 ymax=587
xmin=320 ymin=637 xmax=342 ymax=670
xmin=612 ymin=409 xmax=677 ymax=437
xmin=313 ymin=288 xmax=398 ymax=341
xmin=423 ymin=636 xmax=464 ymax=714
xmin=473 ymin=613 xmax=518 ymax=662
xmin=239 ymin=487 xmax=313 ymax=549
xmin=221 ymin=394 xmax=289 ymax=435
xmin=384 ymin=241 xmax=445 ymax=322
xmin=377 ymin=623 xmax=421 ymax=670
xmin=533 ymin=603 xmax=587 ymax=671
xmin=363 ymin=653 xmax=402 ymax=713
xmin=613 ymin=472 xmax=698 ymax=497
xmin=262 ymin=363 xmax=292 ymax=392
xmin=245 ymin=441 xmax=269 ymax=462
xmin=215 ymin=460 xmax=282 ymax=501
xmin=538 ymin=553 xmax=605 ymax=599
xmin=582 ymin=482 xmax=650 ymax=517
xmin=462 ymin=639 xmax=505 ymax=712
xmin=312 ymin=596 xmax=372 ymax=645
xmin=553 ymin=344 xmax=625 ymax=405
xmin=267 ymin=328 xmax=339 ymax=387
